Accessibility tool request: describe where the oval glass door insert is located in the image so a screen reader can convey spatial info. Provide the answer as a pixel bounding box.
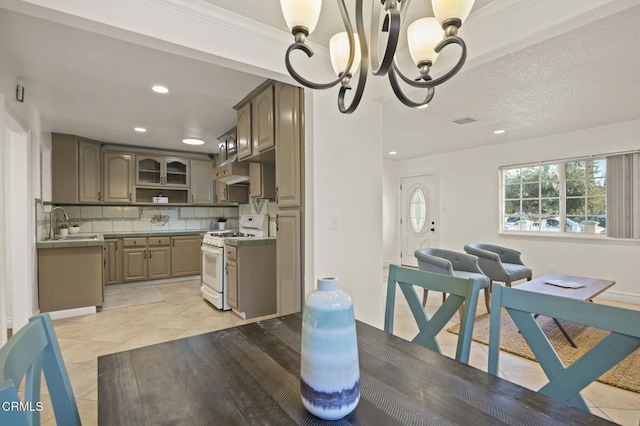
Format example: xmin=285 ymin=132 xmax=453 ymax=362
xmin=410 ymin=188 xmax=427 ymax=233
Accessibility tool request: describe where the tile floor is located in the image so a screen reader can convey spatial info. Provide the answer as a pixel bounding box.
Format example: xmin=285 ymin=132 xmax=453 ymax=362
xmin=38 ymin=279 xmax=640 ymax=425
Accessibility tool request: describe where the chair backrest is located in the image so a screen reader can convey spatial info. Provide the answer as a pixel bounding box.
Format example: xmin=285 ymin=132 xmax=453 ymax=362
xmin=0 ymin=313 xmax=80 ymax=426
xmin=384 ymin=265 xmax=482 ymax=364
xmin=414 ymin=248 xmax=455 ymax=275
xmin=488 ymin=285 xmax=640 ymax=412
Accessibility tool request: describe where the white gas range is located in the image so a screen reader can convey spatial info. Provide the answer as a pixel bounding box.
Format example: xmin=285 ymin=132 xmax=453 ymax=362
xmin=200 ymin=214 xmax=268 ymax=310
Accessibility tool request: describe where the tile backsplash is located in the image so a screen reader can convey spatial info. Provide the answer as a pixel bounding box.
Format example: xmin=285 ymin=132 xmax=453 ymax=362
xmin=37 ymin=203 xmax=239 ymax=240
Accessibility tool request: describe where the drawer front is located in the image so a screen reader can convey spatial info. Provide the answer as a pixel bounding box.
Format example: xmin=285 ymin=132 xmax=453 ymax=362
xmin=123 ymin=238 xmax=147 ymax=247
xmin=148 ymin=237 xmax=171 ymax=246
xmin=226 ymin=246 xmax=237 ymax=261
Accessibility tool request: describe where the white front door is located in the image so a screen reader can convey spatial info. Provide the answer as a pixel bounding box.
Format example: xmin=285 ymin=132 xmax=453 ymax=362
xmin=401 ymin=174 xmax=438 ymax=267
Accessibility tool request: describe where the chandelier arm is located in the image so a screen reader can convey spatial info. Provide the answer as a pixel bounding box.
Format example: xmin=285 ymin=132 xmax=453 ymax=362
xmin=369 ymin=6 xmax=401 ymax=76
xmin=337 ymin=0 xmax=357 ymax=77
xmin=338 ymin=1 xmax=369 ymax=114
xmin=285 ymin=43 xmax=343 ymax=90
xmin=388 ymin=66 xmax=436 ymax=108
xmin=389 ymin=35 xmax=467 ymax=88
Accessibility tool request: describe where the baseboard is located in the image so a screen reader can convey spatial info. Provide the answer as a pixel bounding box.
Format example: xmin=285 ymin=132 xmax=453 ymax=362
xmin=104 ymin=275 xmax=200 ymax=291
xmin=47 ymin=306 xmax=97 ymax=320
xmin=597 ymin=290 xmax=640 ymax=306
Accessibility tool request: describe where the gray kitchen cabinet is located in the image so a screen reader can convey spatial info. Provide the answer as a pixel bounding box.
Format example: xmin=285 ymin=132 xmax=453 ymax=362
xmin=103 ymin=152 xmax=134 ymax=203
xmin=191 ymin=159 xmax=214 ymax=204
xmin=51 ymin=133 xmax=102 ymax=204
xmin=123 ymin=238 xmax=148 ymax=282
xmin=103 ymin=239 xmax=122 ymax=285
xmin=38 ymin=246 xmax=103 ymax=312
xmin=236 ymin=102 xmax=252 ymax=160
xmin=216 ymin=181 xmax=249 ymax=203
xmin=171 ymin=235 xmax=202 ymax=277
xmin=78 ymin=139 xmax=102 ymax=203
xmin=249 ymin=162 xmax=276 ymax=199
xmin=136 ymin=155 xmax=189 ymax=188
xmin=275 ymin=82 xmax=303 ymax=207
xmin=276 ymin=210 xmax=302 ymax=315
xmin=226 ymin=252 xmax=238 ymax=310
xmin=227 ymin=241 xmax=276 ymax=319
xmin=252 ymin=85 xmax=275 ymax=153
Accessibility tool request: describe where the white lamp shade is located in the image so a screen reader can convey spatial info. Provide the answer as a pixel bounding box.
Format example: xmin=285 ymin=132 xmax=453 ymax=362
xmin=408 ymin=18 xmax=443 ymax=66
xmin=329 ymin=32 xmax=361 ymax=76
xmin=432 ymin=0 xmax=475 ymax=25
xmin=280 ymin=0 xmax=322 ymax=34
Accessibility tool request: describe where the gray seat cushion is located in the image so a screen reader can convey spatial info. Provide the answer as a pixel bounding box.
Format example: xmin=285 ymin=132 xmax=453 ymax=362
xmin=503 ymin=263 xmax=532 ymax=282
xmin=452 ymin=271 xmax=490 ymax=288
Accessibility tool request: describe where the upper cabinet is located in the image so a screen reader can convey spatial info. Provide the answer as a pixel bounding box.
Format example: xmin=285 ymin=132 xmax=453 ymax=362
xmin=274 ymin=82 xmax=303 ymax=207
xmin=236 ymin=103 xmax=252 ymax=160
xmin=78 ymin=139 xmax=102 ymax=203
xmin=252 ymin=85 xmax=275 ymax=153
xmin=235 ymin=83 xmax=276 ymax=163
xmin=103 ymin=152 xmax=134 ymax=204
xmin=52 ymin=133 xmax=102 ymax=204
xmin=191 ymin=159 xmax=214 ymax=204
xmin=136 ymin=156 xmax=189 ymax=188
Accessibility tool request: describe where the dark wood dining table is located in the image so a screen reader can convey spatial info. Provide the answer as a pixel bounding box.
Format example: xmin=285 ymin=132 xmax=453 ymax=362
xmin=98 ymin=314 xmax=612 ymax=425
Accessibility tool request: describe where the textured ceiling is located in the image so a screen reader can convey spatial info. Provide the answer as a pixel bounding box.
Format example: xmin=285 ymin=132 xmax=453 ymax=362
xmin=204 ymin=0 xmax=495 ymax=46
xmin=381 ymin=5 xmax=640 ymax=159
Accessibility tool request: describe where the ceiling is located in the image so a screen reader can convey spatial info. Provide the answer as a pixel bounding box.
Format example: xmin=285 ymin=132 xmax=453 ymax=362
xmin=1 ymin=2 xmax=639 ymax=161
xmin=0 ymin=8 xmax=265 ymax=154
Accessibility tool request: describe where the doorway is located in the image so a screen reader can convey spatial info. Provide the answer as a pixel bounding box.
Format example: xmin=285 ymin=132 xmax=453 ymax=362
xmin=400 ymin=174 xmax=438 ymax=267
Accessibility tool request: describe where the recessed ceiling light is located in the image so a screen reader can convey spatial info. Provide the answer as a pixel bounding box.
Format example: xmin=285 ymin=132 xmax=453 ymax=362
xmin=389 ymin=151 xmax=397 ymax=155
xmin=182 ymin=138 xmax=205 ymax=146
xmin=494 ymin=129 xmax=506 ymax=134
xmin=134 ymin=127 xmax=146 ymax=133
xmin=152 ymin=85 xmax=169 ymax=94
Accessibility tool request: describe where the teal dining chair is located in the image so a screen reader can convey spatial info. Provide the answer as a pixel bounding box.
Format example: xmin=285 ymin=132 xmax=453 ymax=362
xmin=0 ymin=313 xmax=80 ymax=426
xmin=385 ymin=265 xmax=482 ymax=364
xmin=488 ymin=285 xmax=640 ymax=412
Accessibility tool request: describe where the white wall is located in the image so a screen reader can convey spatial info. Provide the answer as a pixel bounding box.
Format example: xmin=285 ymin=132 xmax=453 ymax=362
xmin=384 ymin=119 xmax=640 ymax=304
xmin=383 ymin=159 xmax=400 ymax=265
xmin=308 ymin=89 xmax=385 ymax=327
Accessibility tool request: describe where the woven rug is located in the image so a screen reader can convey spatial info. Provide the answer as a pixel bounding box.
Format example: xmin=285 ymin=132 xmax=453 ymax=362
xmin=102 ymin=285 xmax=164 ymax=311
xmin=448 ymin=309 xmax=640 ymax=393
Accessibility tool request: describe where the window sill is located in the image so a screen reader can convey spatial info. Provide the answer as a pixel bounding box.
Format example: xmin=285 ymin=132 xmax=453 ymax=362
xmin=498 ymin=230 xmax=640 ymax=246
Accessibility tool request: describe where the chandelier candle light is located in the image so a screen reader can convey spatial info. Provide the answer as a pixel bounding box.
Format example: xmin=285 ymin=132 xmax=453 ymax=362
xmin=280 ymin=0 xmax=475 ymax=113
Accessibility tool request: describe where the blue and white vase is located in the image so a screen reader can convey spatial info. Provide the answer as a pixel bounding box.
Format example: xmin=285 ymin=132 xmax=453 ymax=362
xmin=300 ymin=277 xmax=360 ymax=420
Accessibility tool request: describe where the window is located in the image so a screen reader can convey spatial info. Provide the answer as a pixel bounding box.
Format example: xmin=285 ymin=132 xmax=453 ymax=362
xmin=501 ymin=159 xmax=606 ymax=235
xmin=410 ymin=188 xmax=426 ymax=233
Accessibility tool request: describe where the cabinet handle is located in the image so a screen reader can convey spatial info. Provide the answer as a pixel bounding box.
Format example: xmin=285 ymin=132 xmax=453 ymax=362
xmin=172 ymin=239 xmax=175 ymax=247
xmin=276 ymin=214 xmax=279 ymax=231
xmin=225 ymin=263 xmax=228 ymax=273
xmin=144 ymin=249 xmax=147 ymax=259
xmin=116 ymin=241 xmax=118 ymax=250
xmin=129 ymin=192 xmax=132 ymax=201
xmin=191 ymin=194 xmax=194 ymax=202
xmin=275 ymin=186 xmax=279 ymax=204
xmin=149 ymin=250 xmax=152 ymax=259
xmin=98 ymin=191 xmax=101 ymax=201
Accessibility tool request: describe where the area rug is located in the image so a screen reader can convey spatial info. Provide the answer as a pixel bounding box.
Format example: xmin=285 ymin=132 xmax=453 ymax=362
xmin=102 ymin=285 xmax=164 ymax=311
xmin=448 ymin=309 xmax=640 ymax=393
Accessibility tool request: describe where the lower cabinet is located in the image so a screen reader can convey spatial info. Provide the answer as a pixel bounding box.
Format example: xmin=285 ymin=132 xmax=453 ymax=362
xmin=276 ymin=210 xmax=302 ymax=315
xmin=171 ymin=235 xmax=202 ymax=277
xmin=107 ymin=234 xmax=202 ymax=284
xmin=226 ymin=241 xmax=276 ymax=319
xmin=104 ymin=239 xmax=122 ymax=285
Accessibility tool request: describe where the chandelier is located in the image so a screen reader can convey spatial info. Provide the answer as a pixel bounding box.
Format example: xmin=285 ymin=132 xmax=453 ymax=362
xmin=280 ymin=0 xmax=475 ymax=113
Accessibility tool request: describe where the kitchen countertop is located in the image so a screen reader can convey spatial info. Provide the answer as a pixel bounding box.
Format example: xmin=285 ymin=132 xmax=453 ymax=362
xmin=225 ymin=237 xmax=276 ymax=247
xmin=37 ymin=230 xmax=212 ymax=249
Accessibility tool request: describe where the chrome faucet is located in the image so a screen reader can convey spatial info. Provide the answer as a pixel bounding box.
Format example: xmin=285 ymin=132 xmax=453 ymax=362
xmin=49 ymin=206 xmax=70 ymax=240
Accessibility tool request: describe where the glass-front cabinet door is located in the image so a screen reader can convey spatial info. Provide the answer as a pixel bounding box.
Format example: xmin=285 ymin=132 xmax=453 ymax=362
xmin=164 ymin=157 xmax=189 ymax=187
xmin=136 ymin=156 xmax=163 ymax=186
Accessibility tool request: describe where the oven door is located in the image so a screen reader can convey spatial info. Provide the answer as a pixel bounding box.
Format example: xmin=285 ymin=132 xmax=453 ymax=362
xmin=201 ymin=244 xmax=224 ymax=293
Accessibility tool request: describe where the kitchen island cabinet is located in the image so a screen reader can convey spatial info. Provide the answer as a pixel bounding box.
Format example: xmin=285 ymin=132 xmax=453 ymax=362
xmin=38 ymin=246 xmax=103 ymax=312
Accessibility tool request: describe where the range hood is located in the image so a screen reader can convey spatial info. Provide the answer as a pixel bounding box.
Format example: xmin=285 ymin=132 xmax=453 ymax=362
xmin=214 ymin=154 xmax=249 ymax=185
